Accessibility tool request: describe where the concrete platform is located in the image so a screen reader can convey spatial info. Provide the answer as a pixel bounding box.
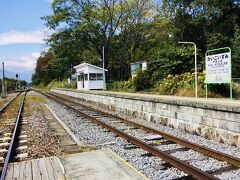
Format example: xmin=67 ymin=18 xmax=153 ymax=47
xmin=5 ymin=150 xmax=146 ymax=180
xmin=60 ymin=150 xmax=146 ymax=180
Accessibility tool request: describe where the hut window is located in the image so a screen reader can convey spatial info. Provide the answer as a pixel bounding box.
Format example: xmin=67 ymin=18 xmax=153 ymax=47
xmin=84 ymin=74 xmax=88 ymax=81
xmin=97 ymin=73 xmax=103 ymax=80
xmin=78 ymin=75 xmax=84 ymax=81
xmin=89 ymin=73 xmax=97 ymax=80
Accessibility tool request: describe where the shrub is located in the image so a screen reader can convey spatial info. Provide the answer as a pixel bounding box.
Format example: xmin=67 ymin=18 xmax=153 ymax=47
xmin=47 ymin=79 xmax=77 ymax=89
xmin=133 ymin=70 xmax=152 ymax=91
xmin=154 ymin=72 xmax=205 ymax=96
xmin=107 ymin=79 xmax=135 ymax=92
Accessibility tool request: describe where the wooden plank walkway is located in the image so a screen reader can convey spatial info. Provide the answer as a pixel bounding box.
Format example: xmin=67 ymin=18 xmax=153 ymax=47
xmin=5 ymin=156 xmax=65 ymax=180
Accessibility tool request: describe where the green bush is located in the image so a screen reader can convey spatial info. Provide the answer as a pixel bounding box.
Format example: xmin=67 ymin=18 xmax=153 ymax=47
xmin=107 ymin=79 xmax=135 ymax=92
xmin=154 ymin=72 xmax=205 ymax=96
xmin=47 ymin=79 xmax=77 ymax=89
xmin=133 ymin=70 xmax=152 ymax=91
xmin=105 ymin=71 xmax=240 ymax=98
xmin=107 ymin=70 xmax=152 ymax=92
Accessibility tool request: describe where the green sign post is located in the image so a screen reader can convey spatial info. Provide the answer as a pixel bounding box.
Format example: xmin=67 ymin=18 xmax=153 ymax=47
xmin=205 ymin=47 xmax=232 ymax=99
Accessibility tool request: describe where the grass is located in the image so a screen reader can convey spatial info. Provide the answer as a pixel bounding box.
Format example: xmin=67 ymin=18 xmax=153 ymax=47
xmin=32 ymin=85 xmax=50 ymax=92
xmin=24 ymin=94 xmax=46 ymax=117
xmin=0 ymin=96 xmax=9 ymax=108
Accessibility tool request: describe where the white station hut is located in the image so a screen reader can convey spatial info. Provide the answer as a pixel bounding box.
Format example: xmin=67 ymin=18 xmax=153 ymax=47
xmin=74 ymin=63 xmax=107 ymax=90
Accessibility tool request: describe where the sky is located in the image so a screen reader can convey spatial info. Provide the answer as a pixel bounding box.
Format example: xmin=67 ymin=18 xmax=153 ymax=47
xmin=0 ymin=0 xmax=53 ymax=82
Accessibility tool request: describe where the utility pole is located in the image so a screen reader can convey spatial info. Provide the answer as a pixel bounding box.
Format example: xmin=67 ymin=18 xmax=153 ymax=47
xmin=5 ymin=81 xmax=7 ymax=96
xmin=2 ymin=62 xmax=5 ymax=97
xmin=102 ymin=46 xmax=106 ymax=90
xmin=16 ymin=74 xmax=18 ymax=91
xmin=70 ymin=64 xmax=73 ymax=83
xmin=18 ymin=74 xmax=20 ymax=89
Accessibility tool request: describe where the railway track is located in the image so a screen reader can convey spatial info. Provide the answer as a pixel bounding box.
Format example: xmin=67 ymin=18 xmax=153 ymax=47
xmin=0 ymin=91 xmax=28 ymax=180
xmin=0 ymin=90 xmax=84 ymax=180
xmin=48 ymin=92 xmax=240 ymax=167
xmin=37 ymin=90 xmax=240 ymax=180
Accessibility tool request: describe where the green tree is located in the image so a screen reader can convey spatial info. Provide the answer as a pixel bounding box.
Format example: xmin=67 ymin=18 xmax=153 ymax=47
xmin=232 ymin=28 xmax=240 ymax=77
xmin=42 ymin=0 xmax=155 ymax=81
xmin=33 ymin=0 xmax=240 ymax=93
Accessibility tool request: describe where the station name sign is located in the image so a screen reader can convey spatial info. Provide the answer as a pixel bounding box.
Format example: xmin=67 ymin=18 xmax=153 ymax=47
xmin=206 ymin=52 xmax=231 ymax=83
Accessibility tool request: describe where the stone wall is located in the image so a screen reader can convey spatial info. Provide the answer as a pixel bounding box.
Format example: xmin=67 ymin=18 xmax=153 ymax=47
xmin=51 ymin=88 xmax=240 ymax=147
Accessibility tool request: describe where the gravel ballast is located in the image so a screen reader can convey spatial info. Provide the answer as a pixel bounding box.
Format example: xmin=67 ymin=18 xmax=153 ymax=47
xmin=48 ymin=100 xmax=187 ymax=179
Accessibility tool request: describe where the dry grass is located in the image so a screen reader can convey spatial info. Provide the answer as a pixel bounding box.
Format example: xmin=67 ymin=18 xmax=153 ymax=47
xmin=23 ymin=93 xmax=64 ymax=159
xmin=175 ymin=88 xmax=196 ymax=97
xmin=0 ymin=94 xmax=17 ymax=110
xmin=79 ymin=146 xmax=98 ymax=152
xmin=175 ymin=88 xmax=223 ymax=98
xmin=23 ymin=94 xmax=46 ymax=117
xmin=23 ymin=92 xmax=96 ymax=158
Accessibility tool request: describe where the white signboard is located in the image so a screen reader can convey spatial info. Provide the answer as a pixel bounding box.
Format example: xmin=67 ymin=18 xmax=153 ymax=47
xmin=206 ymin=52 xmax=231 ymax=83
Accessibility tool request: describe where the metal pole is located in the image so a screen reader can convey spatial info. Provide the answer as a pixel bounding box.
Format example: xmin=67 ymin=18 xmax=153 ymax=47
xmin=178 ymin=41 xmax=197 ymax=98
xmin=206 ymin=83 xmax=208 ymax=98
xmin=230 ymin=48 xmax=232 ymax=99
xmin=102 ymin=46 xmax=106 ymax=90
xmin=18 ymin=74 xmax=20 ymax=89
xmin=70 ymin=64 xmax=73 ymax=83
xmin=2 ymin=62 xmax=5 ymax=97
xmin=230 ymin=82 xmax=232 ymax=99
xmin=194 ymin=44 xmax=197 ymax=98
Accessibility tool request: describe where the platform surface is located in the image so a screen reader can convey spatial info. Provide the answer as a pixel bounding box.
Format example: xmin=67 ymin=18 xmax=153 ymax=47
xmin=5 ymin=150 xmax=146 ymax=180
xmin=60 ymin=150 xmax=145 ymax=180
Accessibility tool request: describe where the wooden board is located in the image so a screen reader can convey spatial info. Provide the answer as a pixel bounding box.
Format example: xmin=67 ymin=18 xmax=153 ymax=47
xmin=5 ymin=157 xmax=65 ymax=180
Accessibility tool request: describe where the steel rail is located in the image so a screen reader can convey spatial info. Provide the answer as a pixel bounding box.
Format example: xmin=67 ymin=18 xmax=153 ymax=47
xmin=0 ymin=91 xmax=28 ymax=180
xmin=0 ymin=92 xmax=22 ymax=113
xmin=41 ymin=91 xmax=219 ymax=180
xmin=48 ymin=92 xmax=240 ymax=168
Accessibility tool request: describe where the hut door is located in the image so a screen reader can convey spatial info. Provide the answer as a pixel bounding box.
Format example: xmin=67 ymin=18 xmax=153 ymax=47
xmin=79 ymin=73 xmax=84 ymax=88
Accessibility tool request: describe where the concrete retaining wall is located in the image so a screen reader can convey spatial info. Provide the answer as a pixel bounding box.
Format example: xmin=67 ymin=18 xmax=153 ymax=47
xmin=51 ymin=88 xmax=240 ymax=147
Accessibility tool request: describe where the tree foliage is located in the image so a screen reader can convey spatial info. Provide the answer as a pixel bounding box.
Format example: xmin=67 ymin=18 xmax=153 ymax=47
xmin=0 ymin=78 xmax=27 ymax=93
xmin=33 ymin=0 xmax=240 ymax=86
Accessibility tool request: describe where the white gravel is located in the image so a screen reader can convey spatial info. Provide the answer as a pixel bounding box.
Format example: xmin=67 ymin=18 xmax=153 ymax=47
xmin=216 ymin=169 xmax=240 ymax=180
xmin=156 ymin=144 xmax=183 ymax=151
xmin=171 ymin=149 xmax=202 ymax=161
xmin=190 ymin=158 xmax=228 ymax=172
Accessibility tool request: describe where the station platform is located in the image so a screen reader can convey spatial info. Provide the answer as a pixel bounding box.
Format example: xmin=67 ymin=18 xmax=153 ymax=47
xmin=5 ymin=150 xmax=146 ymax=180
xmin=53 ymin=88 xmax=240 ymax=110
xmin=51 ymin=88 xmax=240 ymax=147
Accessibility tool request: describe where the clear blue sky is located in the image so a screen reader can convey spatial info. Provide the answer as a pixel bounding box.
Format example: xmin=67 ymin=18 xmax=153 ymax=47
xmin=0 ymin=0 xmax=53 ymax=82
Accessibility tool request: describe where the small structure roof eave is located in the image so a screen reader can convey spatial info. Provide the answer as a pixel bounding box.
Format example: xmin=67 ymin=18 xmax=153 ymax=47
xmin=74 ymin=62 xmax=108 ymax=71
